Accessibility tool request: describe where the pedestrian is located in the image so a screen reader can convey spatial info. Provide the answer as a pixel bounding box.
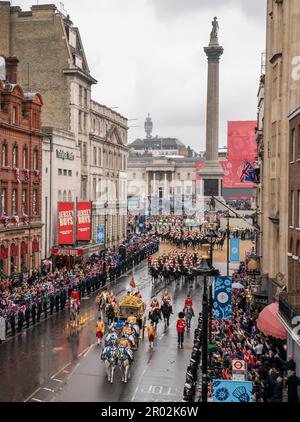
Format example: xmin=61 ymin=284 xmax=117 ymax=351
xmin=31 ymin=302 xmax=36 ymax=325
xmin=10 ymin=312 xmax=16 ymax=336
xmin=96 ymin=317 xmax=105 ymax=347
xmin=286 ymin=371 xmax=300 ymax=402
xmin=17 ymin=309 xmax=24 ymax=332
xmin=146 ymin=321 xmax=156 ymax=349
xmin=25 ymin=305 xmax=31 ymax=329
xmin=176 ymin=312 xmax=187 ymax=349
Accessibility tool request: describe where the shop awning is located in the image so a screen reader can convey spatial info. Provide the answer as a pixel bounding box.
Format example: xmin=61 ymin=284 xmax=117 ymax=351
xmin=257 ymin=302 xmax=287 ymax=340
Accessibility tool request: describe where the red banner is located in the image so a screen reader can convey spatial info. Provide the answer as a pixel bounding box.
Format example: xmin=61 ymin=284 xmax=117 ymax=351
xmin=58 ymin=202 xmax=74 ymax=245
xmin=76 ymin=202 xmax=92 ymax=241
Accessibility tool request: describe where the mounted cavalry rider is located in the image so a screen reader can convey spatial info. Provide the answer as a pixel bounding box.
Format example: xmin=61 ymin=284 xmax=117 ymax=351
xmin=162 ymin=290 xmax=171 ymax=304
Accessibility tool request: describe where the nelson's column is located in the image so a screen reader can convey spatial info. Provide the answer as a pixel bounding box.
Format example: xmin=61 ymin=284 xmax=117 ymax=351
xmin=199 ymin=17 xmax=224 ymax=205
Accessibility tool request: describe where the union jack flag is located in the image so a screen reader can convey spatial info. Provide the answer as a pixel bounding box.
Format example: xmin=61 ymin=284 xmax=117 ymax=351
xmin=240 ymin=160 xmax=255 ymax=183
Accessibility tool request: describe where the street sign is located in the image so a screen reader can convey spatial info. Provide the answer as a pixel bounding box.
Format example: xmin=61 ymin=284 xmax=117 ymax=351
xmin=232 ymin=373 xmax=246 ymax=382
xmin=232 ymin=359 xmax=246 ymax=372
xmin=96 ymin=226 xmax=105 ymax=245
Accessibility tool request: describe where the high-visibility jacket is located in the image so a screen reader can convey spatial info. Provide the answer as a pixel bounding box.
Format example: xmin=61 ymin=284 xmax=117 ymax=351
xmin=96 ymin=320 xmax=105 ymax=333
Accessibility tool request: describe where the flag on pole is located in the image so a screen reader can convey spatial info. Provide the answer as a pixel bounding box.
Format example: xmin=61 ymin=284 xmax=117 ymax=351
xmin=240 ymin=160 xmax=255 ymax=183
xmin=130 ymin=275 xmax=136 ymax=289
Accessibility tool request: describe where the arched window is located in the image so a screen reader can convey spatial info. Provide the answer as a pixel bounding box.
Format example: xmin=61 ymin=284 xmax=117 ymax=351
xmin=22 ymin=147 xmax=28 ymax=169
xmin=12 ymin=145 xmax=18 ymax=168
xmin=68 ymin=190 xmax=72 ymax=202
xmin=58 ymin=190 xmax=62 ymax=201
xmin=1 ymin=143 xmax=8 ymax=167
xmin=63 ymin=190 xmax=67 ymax=202
xmin=33 ymin=148 xmax=38 ymax=170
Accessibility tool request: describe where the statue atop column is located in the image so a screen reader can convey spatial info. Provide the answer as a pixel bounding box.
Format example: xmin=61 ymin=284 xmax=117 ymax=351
xmin=210 ymin=16 xmax=219 ymax=39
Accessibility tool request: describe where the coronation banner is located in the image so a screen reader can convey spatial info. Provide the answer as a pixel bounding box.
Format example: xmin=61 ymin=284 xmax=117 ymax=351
xmin=76 ymin=202 xmax=92 ymax=241
xmin=58 ymin=202 xmax=74 ymax=245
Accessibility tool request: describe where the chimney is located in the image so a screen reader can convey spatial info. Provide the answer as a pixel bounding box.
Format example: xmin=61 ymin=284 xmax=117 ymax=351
xmin=6 ymin=56 xmax=19 ymax=84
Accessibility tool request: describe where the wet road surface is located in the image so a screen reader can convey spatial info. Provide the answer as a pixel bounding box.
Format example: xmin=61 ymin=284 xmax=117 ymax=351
xmin=0 ymin=258 xmax=236 ymax=403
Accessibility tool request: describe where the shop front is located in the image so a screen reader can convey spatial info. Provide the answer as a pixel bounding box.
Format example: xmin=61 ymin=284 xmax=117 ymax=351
xmin=52 ymin=244 xmax=103 ymax=269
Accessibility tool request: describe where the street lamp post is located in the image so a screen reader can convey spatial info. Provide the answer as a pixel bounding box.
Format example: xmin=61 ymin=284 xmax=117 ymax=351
xmin=195 ymin=245 xmax=219 ymax=403
xmin=104 ymin=201 xmax=108 ymax=251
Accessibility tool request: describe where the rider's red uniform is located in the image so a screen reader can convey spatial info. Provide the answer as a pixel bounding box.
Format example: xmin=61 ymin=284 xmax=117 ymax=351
xmin=183 ymin=298 xmax=193 ymax=310
xmin=70 ymin=291 xmax=80 ymax=307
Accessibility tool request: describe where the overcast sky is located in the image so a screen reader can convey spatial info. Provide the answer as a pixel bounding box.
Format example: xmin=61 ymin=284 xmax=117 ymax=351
xmin=15 ymin=0 xmax=266 ymax=151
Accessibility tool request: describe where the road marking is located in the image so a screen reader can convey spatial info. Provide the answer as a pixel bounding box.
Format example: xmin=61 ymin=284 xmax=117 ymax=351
xmin=43 ymin=387 xmax=55 ymax=393
xmin=78 ymin=346 xmax=90 ymax=358
xmin=53 ymin=379 xmax=63 ymax=383
xmin=24 ymin=387 xmax=41 ymax=403
xmin=67 ymin=363 xmax=80 ymax=380
xmin=84 ymin=344 xmax=94 ymax=357
xmin=31 ymin=398 xmax=45 ymax=402
xmin=131 ymin=368 xmax=147 ymax=402
xmin=51 ymin=362 xmax=71 ymax=380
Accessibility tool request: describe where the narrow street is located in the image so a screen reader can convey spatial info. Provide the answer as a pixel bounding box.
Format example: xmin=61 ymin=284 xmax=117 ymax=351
xmin=0 ymin=259 xmax=206 ymax=403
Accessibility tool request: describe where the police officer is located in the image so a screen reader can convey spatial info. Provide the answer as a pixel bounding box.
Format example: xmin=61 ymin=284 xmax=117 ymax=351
xmin=49 ymin=293 xmax=55 ymax=315
xmin=25 ymin=305 xmax=31 ymax=329
xmin=10 ymin=311 xmax=16 ymax=336
xmin=55 ymin=290 xmax=60 ymax=313
xmin=17 ymin=308 xmax=24 ymax=332
xmin=37 ymin=297 xmax=42 ymax=322
xmin=31 ymin=301 xmax=37 ymax=325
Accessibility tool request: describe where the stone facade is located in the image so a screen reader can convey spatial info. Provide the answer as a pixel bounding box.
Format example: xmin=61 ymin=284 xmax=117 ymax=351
xmin=0 ymin=57 xmax=43 ymax=276
xmin=261 ymin=0 xmax=300 ymax=294
xmin=0 ymin=3 xmax=128 ymax=256
xmin=128 ymin=156 xmax=198 ymax=216
xmin=90 ymin=101 xmax=128 ymax=247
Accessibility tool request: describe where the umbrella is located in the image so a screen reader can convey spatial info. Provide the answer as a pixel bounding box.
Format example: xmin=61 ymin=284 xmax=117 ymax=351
xmin=232 ymin=282 xmax=245 ymax=290
xmin=257 ymin=302 xmax=287 ymax=340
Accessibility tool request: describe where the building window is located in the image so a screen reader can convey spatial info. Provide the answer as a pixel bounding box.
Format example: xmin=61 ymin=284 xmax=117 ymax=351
xmin=93 ymin=147 xmax=97 ymax=166
xmin=22 ymin=188 xmax=28 ymax=214
xmin=12 ymin=145 xmax=18 ymax=168
xmin=63 ymin=169 xmax=67 ymax=176
xmin=79 ymin=110 xmax=82 ymax=133
xmin=83 ymin=113 xmax=87 ymax=134
xmin=68 ymin=191 xmax=72 ymax=202
xmin=82 ymin=177 xmax=87 ymax=200
xmin=79 ymin=85 xmax=83 ymax=106
xmin=58 ymin=190 xmax=62 ymax=201
xmin=0 ymin=188 xmax=7 ymax=214
xmin=1 ymin=144 xmax=7 ymax=167
xmin=68 ymin=170 xmax=72 ymax=177
xmin=93 ymin=178 xmax=97 ymax=200
xmin=291 ymin=190 xmax=295 ymax=227
xmin=22 ymin=147 xmax=28 ymax=169
xmin=58 ymin=169 xmax=62 ymax=176
xmin=33 ymin=188 xmax=38 ymax=215
xmin=291 ymin=128 xmax=296 ymax=162
xmin=63 ymin=190 xmax=67 ymax=202
xmin=84 ymin=89 xmax=88 ymax=107
xmin=12 ymin=106 xmax=17 ymax=124
xmin=33 ymin=149 xmax=38 ymax=170
xmin=83 ymin=143 xmax=87 ymax=165
xmin=12 ymin=188 xmax=18 ymax=214
xmin=98 ymin=148 xmax=102 ymax=167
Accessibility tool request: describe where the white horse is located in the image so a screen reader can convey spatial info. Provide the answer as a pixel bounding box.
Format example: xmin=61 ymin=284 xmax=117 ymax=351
xmin=97 ymin=292 xmax=109 ymax=320
xmin=101 ymin=346 xmax=118 ymax=384
xmin=69 ymin=298 xmax=79 ymax=326
xmin=117 ymin=346 xmax=132 ymax=384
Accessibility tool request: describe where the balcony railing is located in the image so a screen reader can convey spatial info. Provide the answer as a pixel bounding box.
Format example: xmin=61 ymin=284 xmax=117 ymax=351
xmin=279 ymin=292 xmax=300 ymax=327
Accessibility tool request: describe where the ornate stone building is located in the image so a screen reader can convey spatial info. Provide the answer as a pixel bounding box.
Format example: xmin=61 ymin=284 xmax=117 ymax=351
xmin=0 ymin=57 xmax=43 ymax=276
xmin=259 ymin=0 xmax=300 ymax=373
xmin=0 ymin=3 xmax=128 ymax=258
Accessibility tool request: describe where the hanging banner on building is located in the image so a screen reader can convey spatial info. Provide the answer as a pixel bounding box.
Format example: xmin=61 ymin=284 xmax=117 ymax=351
xmin=96 ymin=226 xmax=105 ymax=245
xmin=230 ymin=238 xmax=240 ymax=262
xmin=213 ymin=380 xmax=253 ymax=402
xmin=58 ymin=202 xmax=74 ymax=245
xmin=76 ymin=202 xmax=92 ymax=241
xmin=214 ymin=276 xmax=232 ymax=320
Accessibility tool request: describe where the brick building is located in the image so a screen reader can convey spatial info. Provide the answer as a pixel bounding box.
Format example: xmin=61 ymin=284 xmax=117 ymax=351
xmin=0 ymin=56 xmax=43 ymax=276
